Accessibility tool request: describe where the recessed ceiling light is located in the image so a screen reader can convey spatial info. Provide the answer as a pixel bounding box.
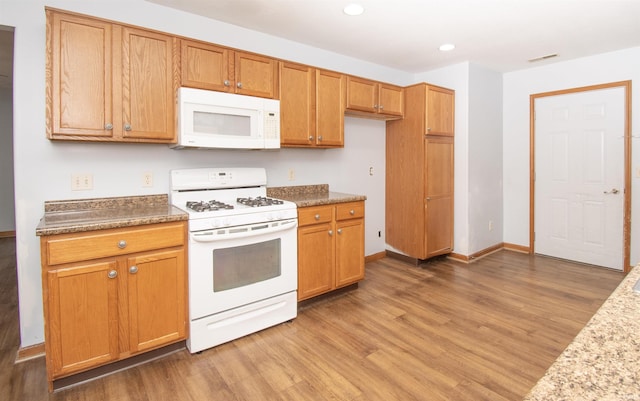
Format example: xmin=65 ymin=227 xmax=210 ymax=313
xmin=343 ymin=3 xmax=365 ymax=16
xmin=439 ymin=43 xmax=455 ymax=52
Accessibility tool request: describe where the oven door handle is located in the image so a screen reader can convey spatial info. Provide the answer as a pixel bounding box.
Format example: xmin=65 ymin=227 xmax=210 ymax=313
xmin=191 ymin=219 xmax=298 ymax=242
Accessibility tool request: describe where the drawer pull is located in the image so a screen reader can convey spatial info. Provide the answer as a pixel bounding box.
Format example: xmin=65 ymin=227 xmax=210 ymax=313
xmin=349 ymin=209 xmax=355 ymax=215
xmin=129 ymin=265 xmax=138 ymax=274
xmin=117 ymin=240 xmax=127 ymax=249
xmin=328 ymin=230 xmax=333 ymax=236
xmin=314 ymin=214 xmax=320 ymax=220
xmin=107 ymin=270 xmax=117 ymax=279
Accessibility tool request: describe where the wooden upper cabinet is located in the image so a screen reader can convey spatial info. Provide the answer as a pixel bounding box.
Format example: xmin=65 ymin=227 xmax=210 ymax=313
xmin=346 ymin=76 xmax=403 ymax=119
xmin=46 ymin=9 xmax=177 ymax=143
xmin=425 ymin=86 xmax=455 ymax=136
xmin=180 ymin=40 xmax=230 ymax=92
xmin=180 ymin=39 xmax=278 ymax=99
xmin=234 ymin=51 xmax=279 ymax=98
xmin=279 ymin=62 xmax=344 ymax=147
xmin=315 ymin=69 xmax=345 ymax=147
xmin=279 ymin=62 xmax=315 ymax=146
xmin=47 ymin=11 xmax=114 ymax=139
xmin=121 ymin=27 xmax=176 ymax=141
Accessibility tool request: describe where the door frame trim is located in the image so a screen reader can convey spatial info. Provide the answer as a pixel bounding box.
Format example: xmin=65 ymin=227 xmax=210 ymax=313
xmin=529 ymin=80 xmax=632 ymax=272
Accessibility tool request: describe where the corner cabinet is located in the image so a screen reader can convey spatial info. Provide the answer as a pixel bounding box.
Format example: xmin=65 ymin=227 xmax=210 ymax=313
xmin=40 ymin=222 xmax=188 ymax=390
xmin=345 ymin=76 xmax=404 ymax=119
xmin=46 ymin=9 xmax=177 ymax=143
xmin=386 ymin=83 xmax=454 ymax=260
xmin=180 ymin=39 xmax=279 ymax=99
xmin=279 ymin=62 xmax=345 ymax=147
xmin=297 ymin=201 xmax=365 ymax=301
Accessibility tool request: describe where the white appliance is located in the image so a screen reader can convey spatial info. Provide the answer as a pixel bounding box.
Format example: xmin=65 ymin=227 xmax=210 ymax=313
xmin=170 ymin=167 xmax=297 ymax=353
xmin=172 ymin=88 xmax=281 ymax=150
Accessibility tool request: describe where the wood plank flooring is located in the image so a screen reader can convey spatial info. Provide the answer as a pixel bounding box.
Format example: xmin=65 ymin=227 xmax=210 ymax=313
xmin=0 ymin=238 xmax=624 ymax=401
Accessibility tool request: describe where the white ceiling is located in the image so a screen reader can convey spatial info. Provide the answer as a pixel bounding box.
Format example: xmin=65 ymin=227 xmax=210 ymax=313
xmin=1 ymin=1 xmax=639 ymax=90
xmin=147 ymin=0 xmax=640 ymax=73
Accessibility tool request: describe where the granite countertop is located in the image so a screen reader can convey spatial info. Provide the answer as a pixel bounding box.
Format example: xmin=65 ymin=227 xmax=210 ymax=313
xmin=35 ymin=194 xmax=188 ymax=236
xmin=524 ymin=265 xmax=640 ymax=401
xmin=267 ymin=184 xmax=366 ymax=207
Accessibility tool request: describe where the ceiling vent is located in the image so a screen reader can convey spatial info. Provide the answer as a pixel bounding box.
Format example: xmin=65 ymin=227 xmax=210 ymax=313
xmin=528 ymin=53 xmax=558 ymax=63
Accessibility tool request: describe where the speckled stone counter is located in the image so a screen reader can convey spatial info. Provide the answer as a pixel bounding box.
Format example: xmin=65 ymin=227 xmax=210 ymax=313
xmin=267 ymin=184 xmax=366 ymax=207
xmin=524 ymin=265 xmax=640 ymax=401
xmin=36 ymin=194 xmax=188 ymax=236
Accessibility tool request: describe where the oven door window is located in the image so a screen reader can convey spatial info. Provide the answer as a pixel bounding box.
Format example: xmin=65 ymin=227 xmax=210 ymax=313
xmin=212 ymin=239 xmax=281 ymax=292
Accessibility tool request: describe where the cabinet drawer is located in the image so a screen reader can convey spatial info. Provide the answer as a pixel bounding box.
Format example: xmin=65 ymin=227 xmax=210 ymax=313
xmin=45 ymin=222 xmax=185 ymax=266
xmin=298 ymin=205 xmax=334 ymax=226
xmin=336 ymin=202 xmax=364 ymax=221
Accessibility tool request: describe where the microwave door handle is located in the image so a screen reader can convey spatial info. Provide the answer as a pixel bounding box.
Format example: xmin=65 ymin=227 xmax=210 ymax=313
xmin=191 ymin=219 xmax=298 ymax=243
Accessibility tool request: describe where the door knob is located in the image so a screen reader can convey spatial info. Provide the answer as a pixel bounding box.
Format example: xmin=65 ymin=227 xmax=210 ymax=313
xmin=604 ymin=188 xmax=620 ymax=195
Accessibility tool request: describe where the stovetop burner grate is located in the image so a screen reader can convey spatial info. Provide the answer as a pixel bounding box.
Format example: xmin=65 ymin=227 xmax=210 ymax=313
xmin=186 ymin=200 xmax=235 ymax=212
xmin=236 ymin=196 xmax=285 ymax=207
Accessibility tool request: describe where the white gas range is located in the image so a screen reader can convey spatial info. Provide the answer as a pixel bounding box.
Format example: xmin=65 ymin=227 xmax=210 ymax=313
xmin=170 ymin=167 xmax=298 ymax=353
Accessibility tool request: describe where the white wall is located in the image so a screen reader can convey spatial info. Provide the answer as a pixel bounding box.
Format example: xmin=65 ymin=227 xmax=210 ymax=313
xmin=1 ymin=0 xmax=410 ymax=347
xmin=503 ymin=47 xmax=640 ymax=263
xmin=468 ymin=64 xmax=503 ymax=254
xmin=0 ymin=86 xmax=15 ymax=232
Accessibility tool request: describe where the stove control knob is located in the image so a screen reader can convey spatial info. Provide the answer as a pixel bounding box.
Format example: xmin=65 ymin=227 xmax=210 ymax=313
xmin=222 ymin=219 xmax=231 ymax=227
xmin=210 ymin=220 xmax=220 ymax=228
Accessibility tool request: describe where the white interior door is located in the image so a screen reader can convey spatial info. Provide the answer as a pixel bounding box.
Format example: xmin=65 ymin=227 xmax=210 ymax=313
xmin=534 ymin=87 xmax=625 ymax=270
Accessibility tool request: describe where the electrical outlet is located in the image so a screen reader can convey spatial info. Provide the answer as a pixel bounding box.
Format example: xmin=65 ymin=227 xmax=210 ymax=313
xmin=71 ymin=173 xmax=93 ymax=191
xmin=142 ymin=172 xmax=153 ymax=187
xmin=288 ymin=168 xmax=295 ymax=181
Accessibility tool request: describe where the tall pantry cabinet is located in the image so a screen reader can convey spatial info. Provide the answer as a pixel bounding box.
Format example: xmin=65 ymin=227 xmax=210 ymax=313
xmin=386 ymin=83 xmax=454 ymax=260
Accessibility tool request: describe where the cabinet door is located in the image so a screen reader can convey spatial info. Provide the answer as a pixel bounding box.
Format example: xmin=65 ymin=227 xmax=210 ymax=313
xmin=335 ymin=218 xmax=365 ymax=287
xmin=180 ymin=40 xmax=232 ymax=92
xmin=378 ymin=84 xmax=404 ymax=117
xmin=234 ymin=52 xmax=279 ymax=99
xmin=424 ymin=136 xmax=454 ymax=257
xmin=280 ymin=62 xmax=315 ymax=146
xmin=47 ymin=11 xmax=113 ymax=139
xmin=346 ymin=76 xmax=378 ymax=113
xmin=315 ymin=69 xmax=345 ymax=147
xmin=127 ymin=249 xmax=186 ymax=353
xmin=121 ymin=26 xmax=176 ymax=142
xmin=297 ymin=223 xmax=334 ymax=301
xmin=46 ymin=261 xmax=119 ymax=378
xmin=426 ymin=87 xmax=455 ymax=136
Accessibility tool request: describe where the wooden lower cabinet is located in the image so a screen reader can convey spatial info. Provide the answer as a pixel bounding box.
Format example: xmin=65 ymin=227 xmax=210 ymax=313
xmin=40 ymin=222 xmax=188 ymax=390
xmin=297 ymin=201 xmax=365 ymax=301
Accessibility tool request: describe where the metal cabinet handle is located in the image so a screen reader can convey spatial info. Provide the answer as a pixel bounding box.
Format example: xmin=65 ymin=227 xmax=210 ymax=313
xmin=309 ymin=136 xmax=314 ymax=141
xmin=105 ymin=123 xmax=113 ymax=130
xmin=374 ymin=104 xmax=378 ymax=109
xmin=237 ymin=82 xmax=243 ymax=89
xmin=129 ymin=265 xmax=138 ymax=274
xmin=337 ymin=228 xmax=342 ymax=234
xmin=427 ymin=127 xmax=432 ymax=132
xmin=328 ymin=230 xmax=333 ymax=236
xmin=604 ymin=188 xmax=620 ymax=195
xmin=108 ymin=270 xmax=117 ymax=279
xmin=223 ymin=80 xmax=230 ymax=87
xmin=314 ymin=214 xmax=320 ymax=220
xmin=426 ymin=197 xmax=431 ymax=201
xmin=118 ymin=240 xmax=127 ymax=249
xmin=379 ymin=104 xmax=384 ymax=110
xmin=124 ymin=123 xmax=132 ymax=131
xmin=349 ymin=209 xmax=355 ymax=215
xmin=318 ymin=136 xmax=323 ymax=141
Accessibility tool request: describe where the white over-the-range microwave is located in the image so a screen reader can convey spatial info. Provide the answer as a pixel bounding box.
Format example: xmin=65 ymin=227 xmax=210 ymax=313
xmin=172 ymin=87 xmax=281 ymax=150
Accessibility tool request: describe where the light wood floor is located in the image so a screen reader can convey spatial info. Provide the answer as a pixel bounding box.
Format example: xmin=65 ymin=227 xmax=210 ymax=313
xmin=1 ymin=238 xmax=624 ymax=401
